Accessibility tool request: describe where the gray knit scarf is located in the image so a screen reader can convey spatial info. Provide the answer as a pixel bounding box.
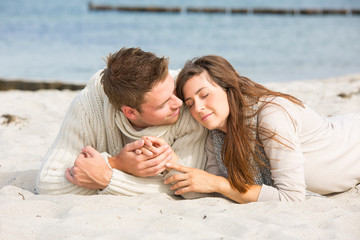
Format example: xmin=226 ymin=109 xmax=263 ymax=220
xmin=210 ymin=115 xmax=274 ymax=186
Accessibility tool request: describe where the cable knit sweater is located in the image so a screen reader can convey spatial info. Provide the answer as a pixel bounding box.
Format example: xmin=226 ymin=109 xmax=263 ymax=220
xmin=36 ymin=70 xmax=208 ymax=196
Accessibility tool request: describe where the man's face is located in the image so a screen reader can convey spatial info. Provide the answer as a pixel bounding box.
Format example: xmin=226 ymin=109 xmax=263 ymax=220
xmin=131 ymin=73 xmax=183 ymax=128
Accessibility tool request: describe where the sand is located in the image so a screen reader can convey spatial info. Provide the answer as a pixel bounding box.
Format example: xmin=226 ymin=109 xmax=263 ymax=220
xmin=1 ymin=74 xmax=360 ymax=240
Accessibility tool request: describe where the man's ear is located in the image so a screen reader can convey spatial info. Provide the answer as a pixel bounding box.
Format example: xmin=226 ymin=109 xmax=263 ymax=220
xmin=121 ymin=106 xmax=139 ymax=121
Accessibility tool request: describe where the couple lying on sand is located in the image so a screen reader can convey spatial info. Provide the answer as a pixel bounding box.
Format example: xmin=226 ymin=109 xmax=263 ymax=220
xmin=36 ymin=47 xmax=360 ymax=203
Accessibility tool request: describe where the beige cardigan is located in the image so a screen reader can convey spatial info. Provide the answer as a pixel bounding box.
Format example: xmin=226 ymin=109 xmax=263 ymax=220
xmin=257 ymin=97 xmax=360 ymax=201
xmin=36 ymin=70 xmax=208 ymax=195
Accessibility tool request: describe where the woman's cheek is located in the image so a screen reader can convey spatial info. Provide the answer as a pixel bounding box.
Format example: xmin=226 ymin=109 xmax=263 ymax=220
xmin=190 ymin=109 xmax=199 ymax=122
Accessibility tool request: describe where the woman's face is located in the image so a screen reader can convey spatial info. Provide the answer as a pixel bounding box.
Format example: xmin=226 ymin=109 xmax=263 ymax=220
xmin=182 ymin=71 xmax=229 ymax=132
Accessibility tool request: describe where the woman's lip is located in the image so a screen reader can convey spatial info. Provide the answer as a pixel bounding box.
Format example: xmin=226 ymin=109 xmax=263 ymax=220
xmin=201 ymin=113 xmax=213 ymax=121
xmin=169 ymin=108 xmax=179 ymax=117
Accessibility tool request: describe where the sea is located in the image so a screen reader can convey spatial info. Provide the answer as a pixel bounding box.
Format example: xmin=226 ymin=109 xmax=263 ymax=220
xmin=0 ymin=0 xmax=359 ymax=84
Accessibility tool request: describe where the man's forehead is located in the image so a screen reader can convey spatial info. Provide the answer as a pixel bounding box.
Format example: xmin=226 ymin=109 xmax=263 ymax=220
xmin=142 ymin=74 xmax=175 ymax=107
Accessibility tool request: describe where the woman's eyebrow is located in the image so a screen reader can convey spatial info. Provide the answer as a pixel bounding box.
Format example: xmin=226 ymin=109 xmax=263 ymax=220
xmin=184 ymin=87 xmax=206 ymax=102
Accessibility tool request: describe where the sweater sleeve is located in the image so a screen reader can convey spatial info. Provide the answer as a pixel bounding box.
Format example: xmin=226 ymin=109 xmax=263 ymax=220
xmin=257 ymin=98 xmax=307 ymax=202
xmin=36 ymin=90 xmax=174 ymax=196
xmin=98 ymin=153 xmax=174 ymax=195
xmin=36 ymin=90 xmax=98 ymax=195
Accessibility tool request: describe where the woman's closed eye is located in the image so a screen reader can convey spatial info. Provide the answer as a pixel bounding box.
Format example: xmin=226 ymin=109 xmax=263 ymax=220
xmin=185 ymin=100 xmax=194 ymax=108
xmin=185 ymin=93 xmax=209 ymax=108
xmin=201 ymin=93 xmax=209 ymax=99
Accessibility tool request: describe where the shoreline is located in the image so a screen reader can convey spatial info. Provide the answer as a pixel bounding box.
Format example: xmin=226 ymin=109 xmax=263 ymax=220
xmin=0 ymin=78 xmax=85 ymax=91
xmin=1 ymin=72 xmax=359 ymax=91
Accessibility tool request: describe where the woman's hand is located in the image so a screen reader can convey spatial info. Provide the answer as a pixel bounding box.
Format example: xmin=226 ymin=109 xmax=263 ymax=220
xmin=165 ymin=162 xmax=262 ymax=203
xmin=164 ymin=162 xmax=223 ymax=195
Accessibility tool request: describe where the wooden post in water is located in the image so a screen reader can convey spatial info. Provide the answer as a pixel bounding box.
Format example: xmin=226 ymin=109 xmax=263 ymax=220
xmin=322 ymin=9 xmax=349 ymax=15
xmin=253 ymin=8 xmax=290 ymax=15
xmin=187 ymin=7 xmax=226 ymax=13
xmin=230 ymin=9 xmax=248 ymax=14
xmin=89 ymin=2 xmax=180 ymax=13
xmin=115 ymin=6 xmax=181 ymax=13
xmin=299 ymin=9 xmax=322 ymax=15
xmin=88 ymin=2 xmax=360 ymax=16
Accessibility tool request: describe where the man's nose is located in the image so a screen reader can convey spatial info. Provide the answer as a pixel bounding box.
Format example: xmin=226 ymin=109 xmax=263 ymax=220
xmin=170 ymin=94 xmax=183 ymax=108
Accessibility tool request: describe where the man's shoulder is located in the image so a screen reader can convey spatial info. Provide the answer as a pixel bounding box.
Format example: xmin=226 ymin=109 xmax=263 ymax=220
xmin=77 ymin=69 xmax=105 ymax=98
xmin=172 ymin=106 xmax=204 ymax=132
xmin=178 ymin=106 xmax=193 ymax=122
xmin=84 ymin=69 xmax=105 ymax=89
xmin=71 ymin=69 xmax=107 ymax=110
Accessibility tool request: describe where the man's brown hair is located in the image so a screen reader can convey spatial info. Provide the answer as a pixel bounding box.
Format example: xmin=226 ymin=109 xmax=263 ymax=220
xmin=101 ymin=47 xmax=169 ymax=111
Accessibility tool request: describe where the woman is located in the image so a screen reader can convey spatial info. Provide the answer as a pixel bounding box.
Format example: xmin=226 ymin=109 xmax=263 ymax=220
xmin=164 ymin=55 xmax=360 ymax=203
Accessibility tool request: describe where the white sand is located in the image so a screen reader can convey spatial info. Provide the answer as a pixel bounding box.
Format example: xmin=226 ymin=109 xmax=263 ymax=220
xmin=1 ymin=74 xmax=360 ymax=240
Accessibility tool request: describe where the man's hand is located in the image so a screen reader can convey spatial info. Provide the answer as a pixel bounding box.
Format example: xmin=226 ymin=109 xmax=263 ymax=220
xmin=142 ymin=136 xmax=179 ymax=166
xmin=65 ymin=146 xmax=112 ymax=190
xmin=108 ymin=138 xmax=173 ymax=177
xmin=133 ymin=138 xmax=164 ymax=156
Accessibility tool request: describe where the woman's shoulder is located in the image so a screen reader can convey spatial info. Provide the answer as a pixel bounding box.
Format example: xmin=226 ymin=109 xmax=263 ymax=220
xmin=257 ymin=96 xmax=305 ymax=127
xmin=259 ymin=95 xmax=295 ymax=106
xmin=258 ymin=95 xmax=302 ymax=113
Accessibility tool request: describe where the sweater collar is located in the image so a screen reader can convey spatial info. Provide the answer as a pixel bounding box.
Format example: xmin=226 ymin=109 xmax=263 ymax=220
xmin=115 ymin=111 xmax=169 ymax=139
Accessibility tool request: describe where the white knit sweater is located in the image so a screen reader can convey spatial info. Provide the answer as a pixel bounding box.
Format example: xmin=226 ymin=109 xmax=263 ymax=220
xmin=36 ymin=70 xmax=208 ymax=195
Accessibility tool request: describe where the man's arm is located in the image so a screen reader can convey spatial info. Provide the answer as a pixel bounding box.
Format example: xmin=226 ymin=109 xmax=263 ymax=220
xmin=35 ymin=71 xmax=149 ymax=194
xmin=65 ymin=140 xmax=163 ymax=189
xmin=108 ymin=138 xmax=173 ymax=177
xmin=36 ymin=95 xmax=173 ymax=195
xmin=37 ymin=70 xmax=194 ymax=196
xmin=36 ymin=91 xmax=100 ymax=195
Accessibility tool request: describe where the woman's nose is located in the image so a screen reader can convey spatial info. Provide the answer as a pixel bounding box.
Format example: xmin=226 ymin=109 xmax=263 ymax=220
xmin=194 ymin=100 xmax=205 ymax=112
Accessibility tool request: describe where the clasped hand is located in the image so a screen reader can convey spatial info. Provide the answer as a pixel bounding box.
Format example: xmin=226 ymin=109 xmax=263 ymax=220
xmin=66 ymin=136 xmax=178 ymax=189
xmin=65 ymin=146 xmax=112 ymax=190
xmin=131 ymin=136 xmax=178 ymax=176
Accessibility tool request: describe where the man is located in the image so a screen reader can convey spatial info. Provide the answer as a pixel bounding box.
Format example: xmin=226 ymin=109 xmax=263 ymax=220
xmin=36 ymin=47 xmax=208 ymax=196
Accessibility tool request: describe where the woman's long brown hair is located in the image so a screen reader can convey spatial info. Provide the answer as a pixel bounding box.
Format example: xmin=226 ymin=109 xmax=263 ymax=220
xmin=176 ymin=55 xmax=303 ymax=193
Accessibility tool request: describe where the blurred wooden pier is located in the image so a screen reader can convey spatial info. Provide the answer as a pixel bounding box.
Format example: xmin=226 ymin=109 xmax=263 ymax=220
xmin=88 ymin=2 xmax=360 ymax=15
xmin=0 ymin=78 xmax=85 ymax=91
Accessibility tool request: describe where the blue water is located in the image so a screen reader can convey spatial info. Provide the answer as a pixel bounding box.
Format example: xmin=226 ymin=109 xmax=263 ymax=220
xmin=0 ymin=0 xmax=359 ymax=84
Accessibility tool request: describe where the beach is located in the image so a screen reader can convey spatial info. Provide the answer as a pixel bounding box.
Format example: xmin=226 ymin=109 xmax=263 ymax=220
xmin=1 ymin=74 xmax=360 ymax=240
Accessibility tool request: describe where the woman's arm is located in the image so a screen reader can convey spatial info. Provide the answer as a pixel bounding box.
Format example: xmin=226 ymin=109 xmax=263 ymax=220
xmin=257 ymin=97 xmax=307 ymax=201
xmin=164 ymin=163 xmax=261 ymax=203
